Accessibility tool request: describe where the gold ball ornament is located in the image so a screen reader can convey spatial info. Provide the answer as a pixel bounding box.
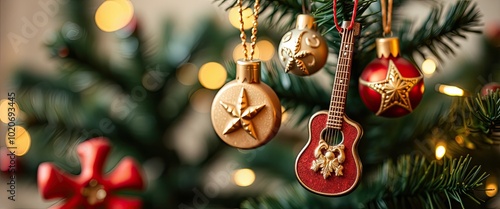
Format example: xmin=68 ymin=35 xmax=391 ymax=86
xmin=211 ymin=60 xmax=281 ymax=149
xmin=278 ymin=14 xmax=328 ymax=76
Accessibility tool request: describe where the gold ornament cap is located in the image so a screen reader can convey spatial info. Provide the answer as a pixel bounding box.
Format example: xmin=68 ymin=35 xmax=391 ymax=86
xmin=236 ymin=59 xmax=261 ymax=83
xmin=376 ymin=37 xmax=400 ymax=58
xmin=295 ymin=14 xmax=317 ymax=30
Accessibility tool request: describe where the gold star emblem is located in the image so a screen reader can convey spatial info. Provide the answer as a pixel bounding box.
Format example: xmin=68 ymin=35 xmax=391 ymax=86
xmin=219 ymin=88 xmax=265 ymax=139
xmin=281 ymin=31 xmax=314 ymax=75
xmin=360 ymin=60 xmax=422 ymax=115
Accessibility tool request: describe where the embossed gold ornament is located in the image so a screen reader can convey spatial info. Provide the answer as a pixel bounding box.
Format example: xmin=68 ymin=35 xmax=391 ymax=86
xmin=212 ymin=0 xmax=280 ymax=149
xmin=278 ymin=14 xmax=328 ymax=76
xmin=211 ymin=60 xmax=281 ymax=149
xmin=311 ymin=139 xmax=345 ymax=179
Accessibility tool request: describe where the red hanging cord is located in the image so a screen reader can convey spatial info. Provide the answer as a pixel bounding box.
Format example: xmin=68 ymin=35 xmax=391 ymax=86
xmin=333 ymin=0 xmax=359 ymax=33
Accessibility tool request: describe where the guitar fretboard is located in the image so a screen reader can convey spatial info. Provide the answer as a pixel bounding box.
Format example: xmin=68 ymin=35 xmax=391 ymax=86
xmin=326 ymin=27 xmax=357 ymax=129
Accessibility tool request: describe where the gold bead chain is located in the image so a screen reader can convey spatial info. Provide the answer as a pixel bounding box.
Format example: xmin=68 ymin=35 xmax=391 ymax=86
xmin=237 ymin=0 xmax=260 ymax=61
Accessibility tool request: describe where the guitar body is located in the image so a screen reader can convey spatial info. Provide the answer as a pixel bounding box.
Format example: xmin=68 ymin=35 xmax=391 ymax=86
xmin=295 ymin=111 xmax=362 ymax=196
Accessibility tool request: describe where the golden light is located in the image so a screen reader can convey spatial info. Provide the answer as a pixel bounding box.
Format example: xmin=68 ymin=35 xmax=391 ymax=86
xmin=465 ymin=141 xmax=475 ymax=150
xmin=95 ymin=0 xmax=134 ymax=32
xmin=455 ymin=135 xmax=464 ymax=146
xmin=5 ymin=126 xmax=31 ymax=156
xmin=177 ymin=63 xmax=199 ymax=86
xmin=256 ymin=40 xmax=275 ymax=61
xmin=198 ymin=62 xmax=227 ymax=90
xmin=486 ymin=176 xmax=498 ymax=197
xmin=0 ymin=99 xmax=19 ymax=124
xmin=190 ymin=89 xmax=214 ymax=113
xmin=437 ymin=84 xmax=465 ymax=97
xmin=233 ymin=168 xmax=256 ymax=187
xmin=228 ymin=7 xmax=253 ymax=30
xmin=233 ymin=42 xmax=260 ymax=61
xmin=421 ymin=58 xmax=437 ymax=75
xmin=435 ymin=144 xmax=446 ymax=160
xmin=281 ymin=106 xmax=288 ymax=122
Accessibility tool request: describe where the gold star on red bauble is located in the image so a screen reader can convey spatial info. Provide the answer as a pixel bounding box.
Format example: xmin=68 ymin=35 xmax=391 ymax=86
xmin=360 ymin=59 xmax=423 ymax=116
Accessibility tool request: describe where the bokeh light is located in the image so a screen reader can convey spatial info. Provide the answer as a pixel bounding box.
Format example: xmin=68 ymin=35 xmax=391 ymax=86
xmin=486 ymin=176 xmax=498 ymax=197
xmin=0 ymin=99 xmax=19 ymax=124
xmin=228 ymin=7 xmax=253 ymax=30
xmin=256 ymin=40 xmax=275 ymax=61
xmin=435 ymin=144 xmax=446 ymax=160
xmin=233 ymin=42 xmax=260 ymax=61
xmin=190 ymin=89 xmax=214 ymax=113
xmin=198 ymin=62 xmax=227 ymax=90
xmin=437 ymin=84 xmax=465 ymax=97
xmin=5 ymin=126 xmax=31 ymax=156
xmin=421 ymin=58 xmax=437 ymax=75
xmin=233 ymin=168 xmax=255 ymax=187
xmin=177 ymin=63 xmax=199 ymax=86
xmin=95 ymin=0 xmax=134 ymax=32
xmin=455 ymin=135 xmax=464 ymax=146
xmin=465 ymin=141 xmax=475 ymax=150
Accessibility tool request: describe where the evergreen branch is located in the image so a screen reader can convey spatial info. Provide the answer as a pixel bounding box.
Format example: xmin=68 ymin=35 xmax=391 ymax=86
xmin=399 ymin=0 xmax=482 ymax=63
xmin=466 ymin=91 xmax=500 ymax=127
xmin=465 ymin=91 xmax=500 ymax=142
xmin=241 ymin=155 xmax=488 ymax=209
xmin=14 ymin=70 xmax=94 ymax=129
xmin=365 ymin=155 xmax=488 ymax=209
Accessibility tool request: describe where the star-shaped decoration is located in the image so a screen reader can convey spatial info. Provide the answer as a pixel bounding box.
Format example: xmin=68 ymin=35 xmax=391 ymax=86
xmin=361 ymin=60 xmax=422 ymax=115
xmin=281 ymin=31 xmax=315 ymax=75
xmin=220 ymin=88 xmax=265 ymax=139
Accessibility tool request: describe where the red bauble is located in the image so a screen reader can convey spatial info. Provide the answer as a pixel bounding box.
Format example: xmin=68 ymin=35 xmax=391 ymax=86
xmin=480 ymin=82 xmax=500 ymax=96
xmin=359 ymin=56 xmax=424 ymax=117
xmin=37 ymin=137 xmax=145 ymax=209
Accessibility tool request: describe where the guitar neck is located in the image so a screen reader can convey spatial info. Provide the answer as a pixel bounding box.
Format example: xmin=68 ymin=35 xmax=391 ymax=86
xmin=327 ymin=22 xmax=360 ymax=129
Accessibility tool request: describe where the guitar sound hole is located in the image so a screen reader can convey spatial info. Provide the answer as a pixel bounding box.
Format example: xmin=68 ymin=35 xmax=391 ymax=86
xmin=321 ymin=128 xmax=344 ymax=145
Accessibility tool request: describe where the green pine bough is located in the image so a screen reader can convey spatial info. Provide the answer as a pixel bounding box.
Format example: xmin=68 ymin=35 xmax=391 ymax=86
xmin=241 ymin=155 xmax=488 ymax=209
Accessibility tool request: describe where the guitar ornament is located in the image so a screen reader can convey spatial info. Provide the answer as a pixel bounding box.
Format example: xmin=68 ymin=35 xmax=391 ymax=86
xmin=295 ymin=21 xmax=362 ymax=196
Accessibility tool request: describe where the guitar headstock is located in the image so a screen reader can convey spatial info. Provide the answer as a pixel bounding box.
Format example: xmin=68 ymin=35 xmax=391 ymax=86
xmin=341 ymin=21 xmax=361 ymax=37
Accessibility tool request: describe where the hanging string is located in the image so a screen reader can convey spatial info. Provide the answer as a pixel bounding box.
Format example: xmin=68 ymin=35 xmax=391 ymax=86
xmin=237 ymin=0 xmax=260 ymax=61
xmin=333 ymin=0 xmax=359 ymax=33
xmin=301 ymin=0 xmax=313 ymax=14
xmin=381 ymin=0 xmax=393 ymax=35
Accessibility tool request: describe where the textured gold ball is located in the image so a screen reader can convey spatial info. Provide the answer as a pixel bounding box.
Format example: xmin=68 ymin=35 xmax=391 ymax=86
xmin=278 ymin=15 xmax=328 ymax=76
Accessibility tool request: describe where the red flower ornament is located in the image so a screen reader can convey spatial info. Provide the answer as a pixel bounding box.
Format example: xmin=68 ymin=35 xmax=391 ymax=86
xmin=38 ymin=137 xmax=145 ymax=209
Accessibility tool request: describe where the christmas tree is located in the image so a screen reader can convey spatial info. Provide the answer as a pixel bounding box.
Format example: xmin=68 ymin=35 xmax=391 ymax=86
xmin=1 ymin=0 xmax=500 ymax=208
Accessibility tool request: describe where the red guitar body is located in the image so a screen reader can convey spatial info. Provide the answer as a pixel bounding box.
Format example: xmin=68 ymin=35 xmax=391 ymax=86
xmin=295 ymin=111 xmax=362 ymax=196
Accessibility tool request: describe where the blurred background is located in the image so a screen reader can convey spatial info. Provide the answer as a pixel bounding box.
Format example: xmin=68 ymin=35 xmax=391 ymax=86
xmin=1 ymin=0 xmax=500 ymax=208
